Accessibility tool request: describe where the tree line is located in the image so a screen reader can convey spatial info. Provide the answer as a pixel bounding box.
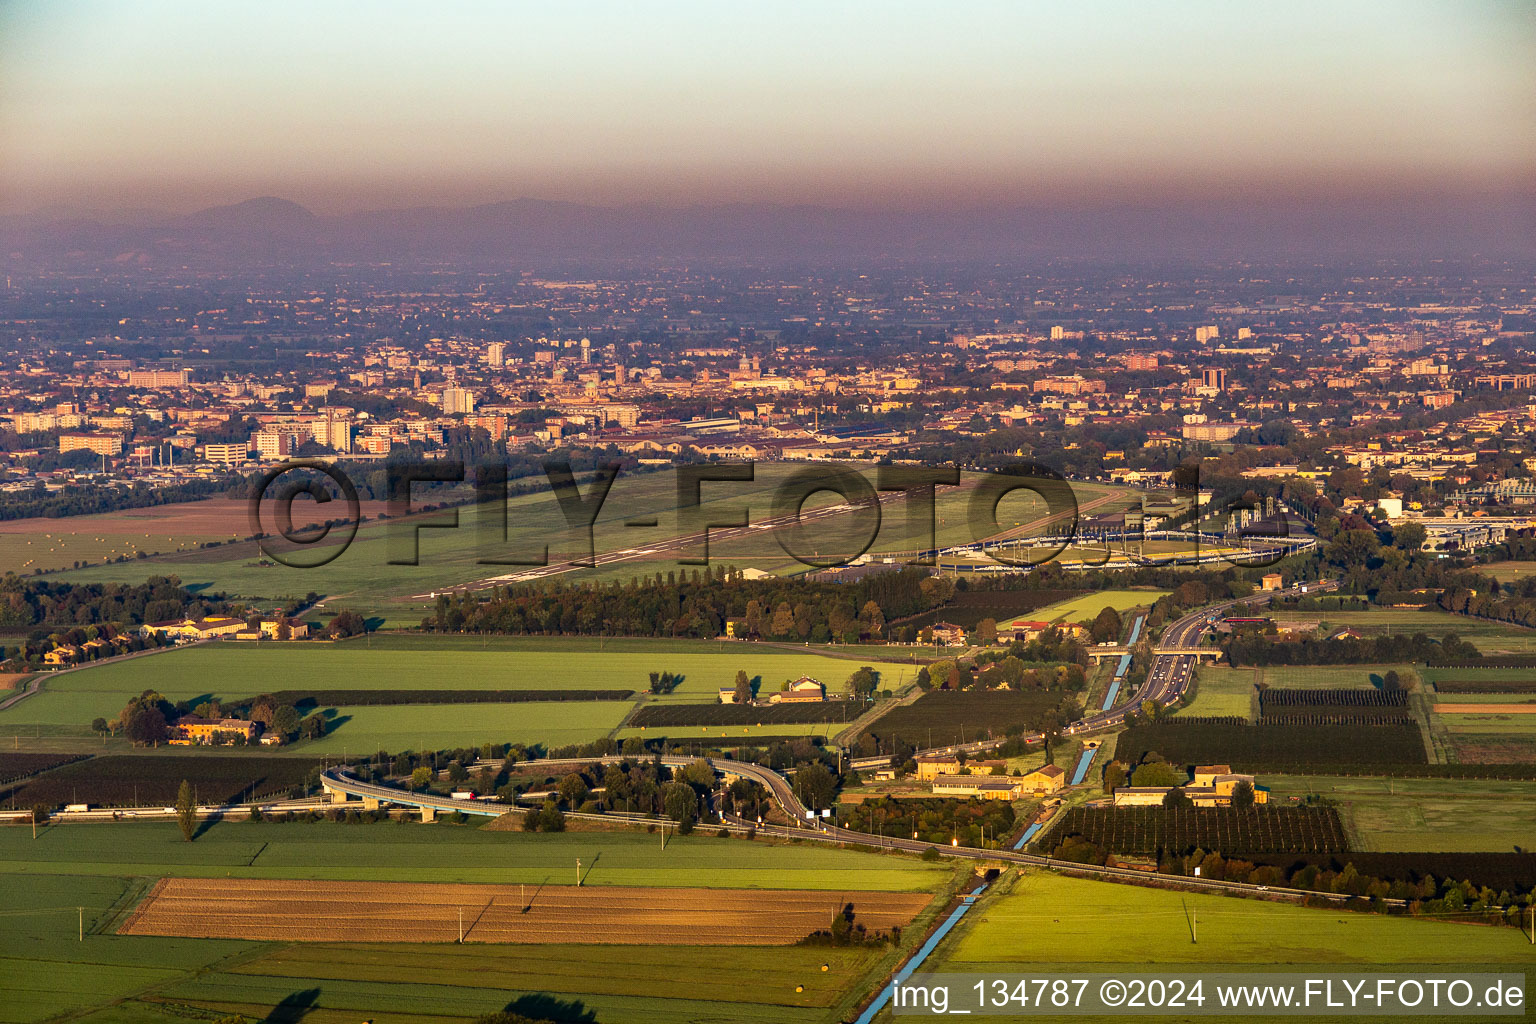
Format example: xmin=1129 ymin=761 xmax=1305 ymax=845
xmin=421 ymin=564 xmax=945 ymax=642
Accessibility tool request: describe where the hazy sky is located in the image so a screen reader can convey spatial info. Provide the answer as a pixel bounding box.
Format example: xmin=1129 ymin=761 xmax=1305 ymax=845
xmin=1 ymin=0 xmax=1532 ymax=215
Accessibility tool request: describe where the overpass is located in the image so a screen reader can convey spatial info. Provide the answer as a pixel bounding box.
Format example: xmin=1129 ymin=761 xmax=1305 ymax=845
xmin=1088 ymin=644 xmax=1223 ymax=662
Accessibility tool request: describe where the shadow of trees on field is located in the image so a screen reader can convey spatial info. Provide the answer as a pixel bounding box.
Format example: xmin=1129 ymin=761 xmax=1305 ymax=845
xmin=502 ymin=994 xmax=597 ymax=1022
xmin=262 ymin=987 xmax=321 ymax=1023
xmin=191 ymin=810 xmax=223 ymax=841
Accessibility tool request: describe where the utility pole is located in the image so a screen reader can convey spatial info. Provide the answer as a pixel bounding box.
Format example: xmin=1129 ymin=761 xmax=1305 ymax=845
xmin=576 ymin=858 xmax=582 ymax=886
xmin=458 ymin=907 xmax=463 ymax=943
xmin=1192 ymin=907 xmax=1197 ymax=944
xmin=78 ymin=906 xmax=84 ymax=941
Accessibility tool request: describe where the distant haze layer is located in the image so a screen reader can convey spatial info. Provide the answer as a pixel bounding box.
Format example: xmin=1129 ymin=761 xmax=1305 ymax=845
xmin=0 ymin=0 xmax=1533 ymax=221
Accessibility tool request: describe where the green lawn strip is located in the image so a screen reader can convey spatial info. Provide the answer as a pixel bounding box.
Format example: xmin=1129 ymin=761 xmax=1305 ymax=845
xmin=944 ymin=869 xmax=1534 ymax=965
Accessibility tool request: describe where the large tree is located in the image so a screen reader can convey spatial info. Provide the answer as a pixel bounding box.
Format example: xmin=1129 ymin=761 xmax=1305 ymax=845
xmin=175 ymin=779 xmax=196 ymax=842
xmin=733 ymin=669 xmax=753 ymax=704
xmin=792 ymin=762 xmax=838 ymax=812
xmin=1090 ymin=606 xmax=1124 ymax=644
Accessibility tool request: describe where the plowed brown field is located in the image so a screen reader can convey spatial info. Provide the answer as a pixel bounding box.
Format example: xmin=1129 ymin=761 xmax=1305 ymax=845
xmin=119 ymin=877 xmax=932 ymax=945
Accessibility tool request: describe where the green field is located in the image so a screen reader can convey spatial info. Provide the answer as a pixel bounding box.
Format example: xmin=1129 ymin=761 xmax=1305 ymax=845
xmin=1007 ymin=589 xmax=1168 ymax=626
xmin=1 ymin=819 xmax=952 ymax=890
xmin=1262 ymin=774 xmax=1536 ymax=852
xmin=0 ymin=520 xmax=229 ymax=575
xmin=1175 ymin=664 xmax=1421 ymax=720
xmin=1476 ymin=560 xmax=1536 ymax=583
xmin=304 ymin=701 xmax=634 ymax=752
xmin=0 ymin=872 xmax=258 ymax=1024
xmin=0 ymin=637 xmax=916 ymax=750
xmin=1276 ymin=608 xmax=1536 ymax=655
xmin=0 ymin=820 xmax=953 ymax=1024
xmin=944 ymin=869 xmax=1534 ymax=966
xmin=1421 ymin=665 xmax=1536 ymax=686
xmin=1176 ymin=666 xmax=1260 ymax=718
xmin=181 ymin=942 xmax=884 ymax=1021
xmin=615 ymin=720 xmax=850 ymax=742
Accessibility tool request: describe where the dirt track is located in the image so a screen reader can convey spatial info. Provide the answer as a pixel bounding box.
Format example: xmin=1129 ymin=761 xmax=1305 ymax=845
xmin=120 ymin=877 xmax=932 ymax=945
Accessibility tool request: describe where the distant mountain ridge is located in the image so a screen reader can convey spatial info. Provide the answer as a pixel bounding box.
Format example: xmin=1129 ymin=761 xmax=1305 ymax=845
xmin=3 ymin=193 xmax=1533 ymax=267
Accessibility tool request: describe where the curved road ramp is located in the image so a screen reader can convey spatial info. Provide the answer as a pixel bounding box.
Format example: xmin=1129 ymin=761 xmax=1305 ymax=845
xmin=119 ymin=877 xmax=931 ymax=945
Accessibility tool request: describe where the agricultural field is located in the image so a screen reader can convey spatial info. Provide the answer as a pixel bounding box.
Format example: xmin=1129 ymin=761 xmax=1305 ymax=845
xmin=0 ymin=497 xmax=252 ymax=573
xmin=614 ymin=722 xmax=846 ymax=744
xmin=942 ymin=870 xmax=1535 ymax=967
xmin=1262 ymin=774 xmax=1536 ymax=852
xmin=5 ymin=754 xmax=321 ymax=808
xmin=1272 ymin=608 xmax=1536 ymax=656
xmin=201 ymin=942 xmax=889 ymax=1018
xmin=0 ymin=751 xmax=87 ymax=788
xmin=0 ymin=820 xmax=956 ymax=1024
xmin=1174 ymin=666 xmax=1260 ymax=718
xmin=888 ymin=588 xmax=1080 ymax=632
xmin=0 ymin=818 xmax=954 ymax=890
xmin=629 ymin=699 xmax=864 ymax=729
xmin=1177 ymin=664 xmax=1426 ymax=721
xmin=0 ymin=635 xmax=913 ymax=751
xmin=302 ymin=701 xmax=634 ymax=754
xmin=1049 ymin=805 xmax=1351 ymax=856
xmin=122 ymin=876 xmax=931 ymax=944
xmin=1257 ymin=687 xmax=1414 ymax=726
xmin=1421 ymin=665 xmax=1536 ymax=688
xmin=1114 ymin=721 xmax=1429 ymax=770
xmin=1419 ymin=668 xmax=1536 ymax=763
xmin=1478 ymin=559 xmax=1536 ymax=583
xmin=1432 ymin=679 xmax=1536 ymax=694
xmin=859 ymin=688 xmax=1067 ymax=749
xmin=1007 ymin=589 xmax=1169 ymax=626
xmin=1434 ymin=708 xmax=1536 ymax=765
xmin=229 ymin=687 xmax=635 ymax=708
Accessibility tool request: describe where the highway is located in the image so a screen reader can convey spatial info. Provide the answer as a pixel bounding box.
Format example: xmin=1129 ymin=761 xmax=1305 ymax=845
xmin=903 ymin=579 xmax=1337 ymax=759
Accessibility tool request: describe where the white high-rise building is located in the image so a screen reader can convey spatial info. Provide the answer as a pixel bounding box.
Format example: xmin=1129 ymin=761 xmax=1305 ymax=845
xmin=486 ymin=342 xmax=505 ymax=367
xmin=441 ymin=386 xmax=476 ymax=415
